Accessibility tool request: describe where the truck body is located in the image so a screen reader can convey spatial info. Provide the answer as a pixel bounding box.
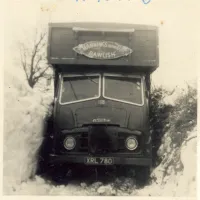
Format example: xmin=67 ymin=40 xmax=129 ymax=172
xmin=46 ymin=22 xmax=159 ymax=177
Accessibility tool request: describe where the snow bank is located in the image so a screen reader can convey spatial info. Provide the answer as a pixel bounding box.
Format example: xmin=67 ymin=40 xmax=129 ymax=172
xmin=3 ymin=69 xmax=52 ymax=194
xmin=136 ymin=126 xmax=197 ymax=197
xmin=176 ymin=127 xmax=197 ymax=196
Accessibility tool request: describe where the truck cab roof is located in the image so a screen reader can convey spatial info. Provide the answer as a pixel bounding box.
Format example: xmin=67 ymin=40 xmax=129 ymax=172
xmin=49 ymin=22 xmax=157 ymax=30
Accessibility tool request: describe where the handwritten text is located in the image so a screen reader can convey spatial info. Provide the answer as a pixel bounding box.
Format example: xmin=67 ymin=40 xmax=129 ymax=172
xmin=75 ymin=0 xmax=152 ymax=4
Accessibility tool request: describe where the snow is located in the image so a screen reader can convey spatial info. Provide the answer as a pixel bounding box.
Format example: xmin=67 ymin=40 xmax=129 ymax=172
xmin=3 ymin=68 xmax=53 ymax=194
xmin=162 ymin=80 xmax=197 ymax=106
xmin=136 ymin=126 xmax=197 ymax=197
xmin=176 ymin=127 xmax=197 ymax=196
xmin=3 ymin=67 xmax=197 ymax=196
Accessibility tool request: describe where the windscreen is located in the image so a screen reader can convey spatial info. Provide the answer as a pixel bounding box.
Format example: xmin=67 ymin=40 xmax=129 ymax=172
xmin=60 ymin=75 xmax=100 ymax=104
xmin=104 ymin=76 xmax=143 ymax=105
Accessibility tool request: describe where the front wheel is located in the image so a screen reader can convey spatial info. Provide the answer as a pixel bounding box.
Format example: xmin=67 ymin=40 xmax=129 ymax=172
xmin=135 ymin=166 xmax=151 ymax=187
xmin=50 ymin=163 xmax=72 ymax=185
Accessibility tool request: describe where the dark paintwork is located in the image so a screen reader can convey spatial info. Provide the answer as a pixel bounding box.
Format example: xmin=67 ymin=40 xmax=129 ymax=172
xmin=51 ymin=70 xmax=151 ymax=165
xmin=47 ymin=22 xmax=158 ymax=167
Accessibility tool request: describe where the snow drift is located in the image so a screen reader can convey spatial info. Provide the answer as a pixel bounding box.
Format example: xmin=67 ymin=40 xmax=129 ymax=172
xmin=137 ymin=126 xmax=197 ymax=197
xmin=3 ymin=69 xmax=52 ymax=194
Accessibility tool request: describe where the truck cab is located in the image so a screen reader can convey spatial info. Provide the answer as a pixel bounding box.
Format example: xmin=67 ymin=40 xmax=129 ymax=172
xmin=45 ymin=22 xmax=159 ymax=182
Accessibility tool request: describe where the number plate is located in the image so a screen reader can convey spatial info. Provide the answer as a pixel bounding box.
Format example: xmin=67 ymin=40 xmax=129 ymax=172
xmin=85 ymin=157 xmax=114 ymax=165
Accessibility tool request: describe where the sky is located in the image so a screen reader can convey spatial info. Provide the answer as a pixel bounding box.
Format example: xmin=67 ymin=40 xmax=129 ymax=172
xmin=4 ymin=0 xmax=199 ymax=90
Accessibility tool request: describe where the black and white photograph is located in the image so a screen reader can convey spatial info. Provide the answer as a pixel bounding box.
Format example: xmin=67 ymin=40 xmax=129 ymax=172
xmin=2 ymin=0 xmax=199 ymax=197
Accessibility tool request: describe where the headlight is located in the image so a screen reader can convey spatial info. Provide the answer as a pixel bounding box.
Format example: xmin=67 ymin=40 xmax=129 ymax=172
xmin=125 ymin=136 xmax=138 ymax=150
xmin=63 ymin=136 xmax=76 ymax=150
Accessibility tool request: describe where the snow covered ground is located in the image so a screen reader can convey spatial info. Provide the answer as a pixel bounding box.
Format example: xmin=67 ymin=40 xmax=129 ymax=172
xmin=3 ymin=68 xmax=198 ymax=196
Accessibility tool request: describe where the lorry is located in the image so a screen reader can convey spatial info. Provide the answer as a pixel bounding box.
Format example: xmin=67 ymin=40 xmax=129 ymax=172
xmin=41 ymin=22 xmax=159 ymax=183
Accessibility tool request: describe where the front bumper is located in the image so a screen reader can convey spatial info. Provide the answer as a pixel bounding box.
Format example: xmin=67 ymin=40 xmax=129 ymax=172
xmin=49 ymin=154 xmax=152 ymax=166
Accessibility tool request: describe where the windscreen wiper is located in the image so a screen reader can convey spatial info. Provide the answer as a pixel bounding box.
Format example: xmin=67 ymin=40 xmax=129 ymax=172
xmin=69 ymin=81 xmax=78 ymax=100
xmin=81 ymin=73 xmax=98 ymax=84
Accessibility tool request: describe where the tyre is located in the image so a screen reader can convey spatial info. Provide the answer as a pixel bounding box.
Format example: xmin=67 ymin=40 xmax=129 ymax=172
xmin=36 ymin=114 xmax=54 ymax=175
xmin=50 ymin=163 xmax=72 ymax=185
xmin=135 ymin=166 xmax=150 ymax=186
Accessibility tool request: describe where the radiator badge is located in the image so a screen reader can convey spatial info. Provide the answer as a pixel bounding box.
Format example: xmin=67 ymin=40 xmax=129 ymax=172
xmin=73 ymin=41 xmax=133 ymax=60
xmin=92 ymin=118 xmax=111 ymax=123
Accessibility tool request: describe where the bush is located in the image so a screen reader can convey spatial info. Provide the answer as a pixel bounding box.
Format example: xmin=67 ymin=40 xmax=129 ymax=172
xmin=165 ymin=84 xmax=197 ymax=149
xmin=153 ymin=83 xmax=197 ymax=181
xmin=149 ymin=86 xmax=173 ymax=167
